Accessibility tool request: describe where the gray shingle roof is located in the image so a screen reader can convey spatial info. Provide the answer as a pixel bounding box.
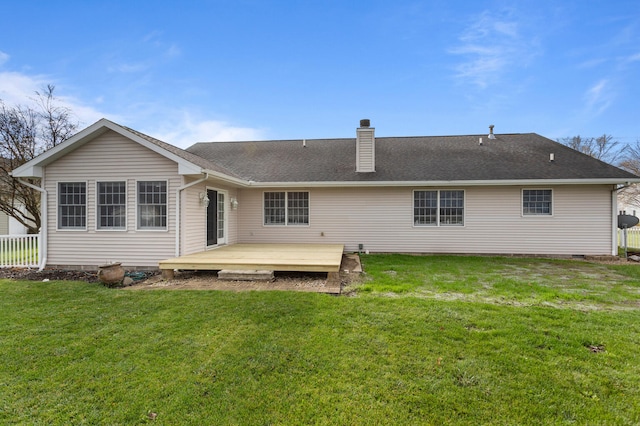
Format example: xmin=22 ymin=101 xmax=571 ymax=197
xmin=185 ymin=133 xmax=637 ymax=183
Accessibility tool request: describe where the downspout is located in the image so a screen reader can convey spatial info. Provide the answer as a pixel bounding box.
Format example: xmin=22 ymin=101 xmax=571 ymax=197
xmin=16 ymin=178 xmax=47 ymax=271
xmin=612 ymin=186 xmax=618 ymax=256
xmin=175 ymin=173 xmax=209 ymax=257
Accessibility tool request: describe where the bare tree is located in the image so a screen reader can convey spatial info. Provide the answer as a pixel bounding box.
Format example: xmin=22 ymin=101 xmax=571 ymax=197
xmin=619 ymin=140 xmax=640 ymax=210
xmin=0 ymin=86 xmax=78 ymax=233
xmin=558 ymin=134 xmax=626 ymax=165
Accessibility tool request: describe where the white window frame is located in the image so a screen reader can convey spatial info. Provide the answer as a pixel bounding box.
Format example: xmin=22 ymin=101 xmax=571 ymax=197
xmin=217 ymin=191 xmax=226 ymax=241
xmin=57 ymin=181 xmax=87 ymax=230
xmin=413 ymin=189 xmax=465 ymax=227
xmin=136 ymin=180 xmax=168 ymax=230
xmin=263 ymin=191 xmax=310 ymax=226
xmin=96 ymin=181 xmax=127 ymax=230
xmin=522 ymin=188 xmax=553 ymax=216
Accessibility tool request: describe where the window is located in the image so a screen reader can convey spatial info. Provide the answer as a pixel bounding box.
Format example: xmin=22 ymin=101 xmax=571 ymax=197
xmin=440 ymin=190 xmax=465 ymax=225
xmin=414 ymin=190 xmax=438 ymax=225
xmin=414 ymin=190 xmax=464 ymax=226
xmin=264 ymin=191 xmax=309 ymax=225
xmin=58 ymin=182 xmax=86 ymax=229
xmin=264 ymin=192 xmax=285 ymax=225
xmin=137 ymin=181 xmax=167 ymax=229
xmin=287 ymin=192 xmax=309 ymax=225
xmin=523 ymin=189 xmax=552 ymax=215
xmin=217 ymin=192 xmax=225 ymax=240
xmin=97 ymin=181 xmax=126 ymax=229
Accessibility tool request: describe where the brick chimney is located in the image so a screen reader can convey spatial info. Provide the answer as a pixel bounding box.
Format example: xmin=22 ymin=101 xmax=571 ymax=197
xmin=356 ymin=119 xmax=375 ymax=172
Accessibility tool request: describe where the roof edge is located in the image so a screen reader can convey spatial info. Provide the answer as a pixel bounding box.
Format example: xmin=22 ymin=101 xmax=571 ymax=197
xmin=243 ymin=178 xmax=640 ymax=188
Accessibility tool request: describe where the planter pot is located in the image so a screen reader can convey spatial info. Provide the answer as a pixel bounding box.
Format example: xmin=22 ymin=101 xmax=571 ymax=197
xmin=98 ymin=263 xmax=125 ymax=286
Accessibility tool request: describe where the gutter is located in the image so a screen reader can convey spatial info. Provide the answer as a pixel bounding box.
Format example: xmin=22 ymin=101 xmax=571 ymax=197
xmin=15 ymin=178 xmax=47 ymax=271
xmin=175 ymin=173 xmax=209 ymax=257
xmin=244 ymin=178 xmax=640 ymax=189
xmin=612 ymin=182 xmax=633 ymax=193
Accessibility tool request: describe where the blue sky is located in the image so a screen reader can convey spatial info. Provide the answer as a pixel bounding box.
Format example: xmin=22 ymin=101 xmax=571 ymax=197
xmin=1 ymin=0 xmax=639 ymax=148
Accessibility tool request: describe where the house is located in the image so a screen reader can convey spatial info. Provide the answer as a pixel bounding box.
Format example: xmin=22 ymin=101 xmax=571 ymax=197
xmin=0 ymin=211 xmax=7 ymax=234
xmin=0 ymin=157 xmax=29 ymax=235
xmin=0 ymin=210 xmax=28 ymax=235
xmin=10 ymin=118 xmax=640 ymax=270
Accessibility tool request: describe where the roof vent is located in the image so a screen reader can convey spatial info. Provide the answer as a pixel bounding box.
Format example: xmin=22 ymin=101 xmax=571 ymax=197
xmin=488 ymin=124 xmax=496 ymax=140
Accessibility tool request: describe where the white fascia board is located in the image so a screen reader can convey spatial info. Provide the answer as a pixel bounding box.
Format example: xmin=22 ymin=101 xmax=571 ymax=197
xmin=10 ymin=165 xmax=43 ymax=178
xmin=245 ymin=178 xmax=640 ymax=188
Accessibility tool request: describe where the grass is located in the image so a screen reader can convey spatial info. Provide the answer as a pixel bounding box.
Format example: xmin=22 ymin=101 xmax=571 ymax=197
xmin=1 ymin=255 xmax=639 ymax=425
xmin=358 ymin=254 xmax=640 ymax=309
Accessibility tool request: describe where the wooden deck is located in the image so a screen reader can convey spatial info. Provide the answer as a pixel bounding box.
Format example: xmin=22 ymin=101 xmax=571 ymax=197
xmin=159 ymin=243 xmax=345 ymax=273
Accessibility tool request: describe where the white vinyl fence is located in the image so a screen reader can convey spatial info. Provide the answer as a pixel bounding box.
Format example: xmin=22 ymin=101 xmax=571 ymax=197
xmin=618 ymin=228 xmax=640 ymax=250
xmin=0 ymin=234 xmax=40 ymax=268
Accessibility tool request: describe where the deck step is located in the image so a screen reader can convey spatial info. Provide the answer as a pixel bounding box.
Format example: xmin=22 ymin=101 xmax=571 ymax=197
xmin=218 ymin=270 xmax=274 ymax=281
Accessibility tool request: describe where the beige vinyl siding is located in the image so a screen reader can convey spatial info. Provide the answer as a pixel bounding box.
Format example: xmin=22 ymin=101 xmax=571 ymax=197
xmin=356 ymin=129 xmax=375 ymax=172
xmin=0 ymin=212 xmax=8 ymax=234
xmin=236 ymin=185 xmax=614 ymax=256
xmin=45 ymin=130 xmax=180 ymax=267
xmin=181 ymin=181 xmax=239 ymax=255
xmin=182 ymin=182 xmax=207 ymax=255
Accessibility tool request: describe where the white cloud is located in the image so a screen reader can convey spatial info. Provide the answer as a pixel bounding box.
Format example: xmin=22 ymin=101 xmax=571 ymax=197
xmin=108 ymin=63 xmax=148 ymax=73
xmin=0 ymin=51 xmax=9 ymax=66
xmin=584 ymin=79 xmax=612 ymax=116
xmin=450 ymin=10 xmax=540 ymax=89
xmin=0 ymin=71 xmax=48 ymax=104
xmin=150 ymin=112 xmax=265 ymax=148
xmin=624 ymin=52 xmax=640 ymax=63
xmin=0 ymin=71 xmax=260 ymax=150
xmin=165 ymin=43 xmax=181 ymax=58
xmin=0 ymin=70 xmax=113 ymax=127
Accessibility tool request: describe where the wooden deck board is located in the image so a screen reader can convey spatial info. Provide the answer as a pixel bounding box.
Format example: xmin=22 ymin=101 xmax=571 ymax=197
xmin=159 ymin=244 xmax=344 ymax=273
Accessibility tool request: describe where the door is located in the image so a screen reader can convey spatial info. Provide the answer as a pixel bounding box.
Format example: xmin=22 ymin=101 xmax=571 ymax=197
xmin=206 ymin=189 xmax=218 ymax=246
xmin=206 ymin=189 xmax=226 ymax=247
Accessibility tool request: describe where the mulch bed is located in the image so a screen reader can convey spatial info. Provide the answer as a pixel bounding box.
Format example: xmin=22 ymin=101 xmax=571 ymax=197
xmin=0 ymin=267 xmax=156 ymax=283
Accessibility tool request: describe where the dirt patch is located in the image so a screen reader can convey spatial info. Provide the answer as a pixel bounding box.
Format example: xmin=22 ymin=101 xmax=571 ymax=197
xmin=0 ymin=254 xmax=362 ymax=294
xmin=127 ymin=254 xmax=362 ymax=293
xmin=126 ymin=271 xmax=336 ymax=292
xmin=0 ymin=267 xmax=104 ymax=283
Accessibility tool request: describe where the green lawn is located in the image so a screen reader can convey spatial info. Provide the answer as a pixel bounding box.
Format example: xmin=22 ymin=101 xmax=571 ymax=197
xmin=1 ymin=255 xmax=640 ymax=425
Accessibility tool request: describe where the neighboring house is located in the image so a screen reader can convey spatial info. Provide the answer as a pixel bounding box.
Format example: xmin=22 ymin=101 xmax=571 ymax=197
xmin=10 ymin=118 xmax=640 ymax=269
xmin=0 ymin=209 xmax=28 ymax=235
xmin=1 ymin=157 xmax=30 ymax=235
xmin=0 ymin=211 xmax=7 ymax=234
xmin=618 ymin=188 xmax=640 ymax=218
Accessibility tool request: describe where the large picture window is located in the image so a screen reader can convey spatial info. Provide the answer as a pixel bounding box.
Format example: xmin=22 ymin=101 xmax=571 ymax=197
xmin=414 ymin=190 xmax=464 ymax=226
xmin=58 ymin=182 xmax=86 ymax=229
xmin=137 ymin=181 xmax=167 ymax=229
xmin=264 ymin=191 xmax=309 ymax=225
xmin=97 ymin=181 xmax=126 ymax=229
xmin=523 ymin=189 xmax=552 ymax=215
